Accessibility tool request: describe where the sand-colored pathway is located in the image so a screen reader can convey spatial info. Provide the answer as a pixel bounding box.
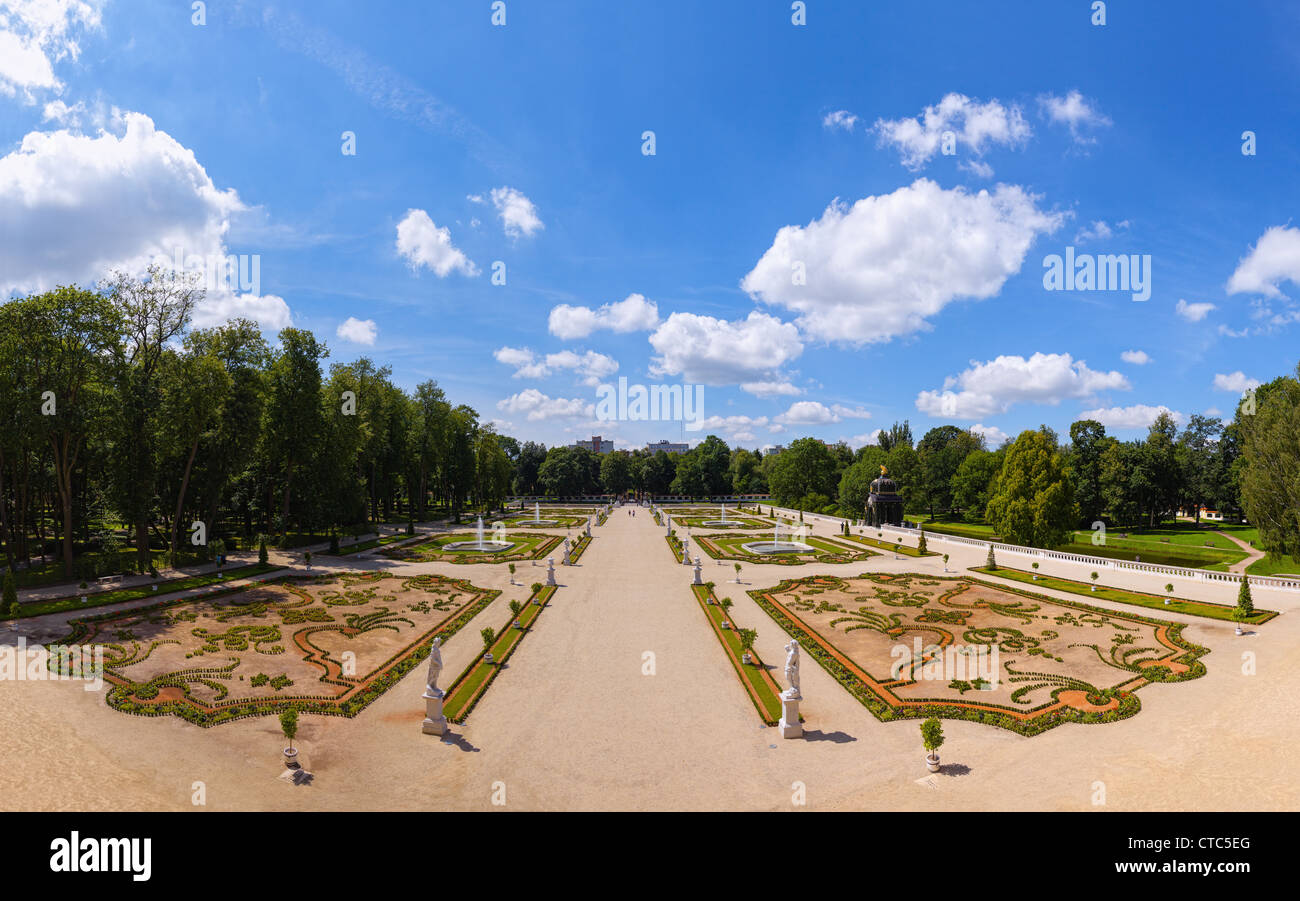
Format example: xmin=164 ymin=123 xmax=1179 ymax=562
xmin=2 ymin=505 xmax=1298 ymax=811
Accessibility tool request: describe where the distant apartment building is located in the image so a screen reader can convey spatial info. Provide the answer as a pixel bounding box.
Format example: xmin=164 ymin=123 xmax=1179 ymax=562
xmin=573 ymin=435 xmax=614 ymax=454
xmin=766 ymin=445 xmax=786 ymax=456
xmin=646 ymin=440 xmax=689 ymax=455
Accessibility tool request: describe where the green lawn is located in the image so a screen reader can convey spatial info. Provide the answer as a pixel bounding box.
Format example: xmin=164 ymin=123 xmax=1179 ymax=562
xmin=971 ymin=565 xmax=1276 ymax=624
xmin=322 ymin=533 xmax=414 ymax=556
xmin=7 ymin=562 xmax=280 ymax=620
xmin=1246 ymin=552 xmax=1300 ymax=577
xmin=692 ymin=584 xmax=783 ymax=724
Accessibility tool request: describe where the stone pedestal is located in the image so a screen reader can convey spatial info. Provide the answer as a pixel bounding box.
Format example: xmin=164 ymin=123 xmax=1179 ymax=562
xmin=546 ymin=558 xmax=556 ymax=586
xmin=422 ymin=687 xmax=448 ymax=736
xmin=692 ymin=558 xmax=703 ymax=585
xmin=779 ymin=689 xmax=803 ymax=739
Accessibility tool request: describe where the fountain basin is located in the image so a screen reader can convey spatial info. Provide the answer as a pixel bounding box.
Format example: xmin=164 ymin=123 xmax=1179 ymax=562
xmin=741 ymin=540 xmax=813 ymax=555
xmin=701 ymin=520 xmax=742 ymax=528
xmin=443 ymin=540 xmax=516 ymax=553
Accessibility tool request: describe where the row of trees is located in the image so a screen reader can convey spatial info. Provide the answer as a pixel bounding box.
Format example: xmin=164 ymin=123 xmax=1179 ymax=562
xmin=0 ymin=270 xmax=514 ymax=578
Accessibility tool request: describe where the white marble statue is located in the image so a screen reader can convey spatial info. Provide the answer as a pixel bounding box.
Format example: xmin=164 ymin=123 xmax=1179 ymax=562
xmin=784 ymin=639 xmax=801 ymax=699
xmin=425 ymin=637 xmax=444 ymax=692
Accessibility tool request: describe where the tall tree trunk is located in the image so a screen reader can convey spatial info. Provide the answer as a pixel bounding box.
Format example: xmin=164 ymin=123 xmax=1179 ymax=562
xmin=169 ymin=440 xmax=200 ymax=566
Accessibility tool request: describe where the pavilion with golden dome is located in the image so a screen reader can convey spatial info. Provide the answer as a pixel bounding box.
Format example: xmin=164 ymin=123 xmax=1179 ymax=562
xmin=867 ymin=465 xmax=904 ymax=527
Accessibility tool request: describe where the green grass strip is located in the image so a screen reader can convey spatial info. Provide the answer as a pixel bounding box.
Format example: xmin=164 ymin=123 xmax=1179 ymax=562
xmin=691 ymin=584 xmax=782 ymax=724
xmin=971 ymin=565 xmax=1276 ymax=624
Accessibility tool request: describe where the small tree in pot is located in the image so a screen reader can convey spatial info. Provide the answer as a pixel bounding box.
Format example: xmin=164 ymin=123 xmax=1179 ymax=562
xmin=942 ymin=553 xmax=949 ymax=572
xmin=738 ymin=628 xmax=757 ymax=666
xmin=921 ymin=717 xmax=944 ymax=773
xmin=1090 ymin=571 xmax=1099 ymax=592
xmin=481 ymin=627 xmax=496 ymax=663
xmin=280 ymin=707 xmax=300 ymax=768
xmin=509 ymin=599 xmax=524 ymax=630
xmin=1233 ymin=578 xmax=1254 ymax=635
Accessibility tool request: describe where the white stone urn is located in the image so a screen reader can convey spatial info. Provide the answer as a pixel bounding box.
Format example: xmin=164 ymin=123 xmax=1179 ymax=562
xmin=483 ymin=652 xmax=494 ymax=664
xmin=1235 ymin=624 xmax=1244 ymax=636
xmin=283 ymin=747 xmax=299 ymax=768
xmin=741 ymin=651 xmax=753 ymax=665
xmin=926 ymin=752 xmax=940 ymax=773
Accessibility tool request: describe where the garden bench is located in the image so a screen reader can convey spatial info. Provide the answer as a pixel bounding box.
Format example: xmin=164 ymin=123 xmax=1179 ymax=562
xmin=96 ymin=574 xmax=124 ymax=587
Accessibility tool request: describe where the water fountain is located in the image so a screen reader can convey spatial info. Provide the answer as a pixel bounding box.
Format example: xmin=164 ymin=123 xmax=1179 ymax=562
xmin=527 ymin=501 xmax=559 ymax=527
xmin=742 ymin=519 xmax=813 ymax=555
xmin=444 ymin=516 xmax=515 ymax=553
xmin=702 ymin=501 xmax=740 ymax=528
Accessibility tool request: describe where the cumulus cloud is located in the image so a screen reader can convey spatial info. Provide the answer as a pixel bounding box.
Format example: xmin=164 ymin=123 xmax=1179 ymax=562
xmin=0 ymin=0 xmax=103 ymax=99
xmin=822 ymin=109 xmax=858 ymax=132
xmin=395 ymin=209 xmax=478 ymax=277
xmin=741 ymin=179 xmax=1063 ymax=345
xmin=493 ymin=346 xmax=618 ymax=386
xmin=1213 ymin=371 xmax=1260 ymax=393
xmin=775 ymin=401 xmax=871 ymax=426
xmin=696 ymin=414 xmax=772 ymax=443
xmin=190 ymin=292 xmax=291 ymax=332
xmin=336 ymin=316 xmax=377 ymax=345
xmin=488 ymin=186 xmax=543 ymax=238
xmin=872 ymin=93 xmax=1031 ymax=170
xmin=547 ymin=293 xmax=660 ymax=340
xmin=1121 ymin=349 xmax=1151 ymax=365
xmin=848 ymin=430 xmax=883 ymax=448
xmin=1175 ymin=298 xmax=1215 ymax=322
xmin=740 ymin=380 xmax=803 ymax=399
xmin=0 ymin=111 xmax=248 ymax=301
xmin=969 ymin=423 xmax=1009 ymax=447
xmin=915 ymin=352 xmax=1129 ymax=420
xmin=1079 ymin=404 xmax=1185 ymax=430
xmin=1039 ymin=90 xmax=1111 ymax=143
xmin=648 ymin=311 xmax=803 ymax=385
xmin=496 ymin=388 xmax=594 ymax=421
xmin=1226 ymin=226 xmax=1300 ymax=298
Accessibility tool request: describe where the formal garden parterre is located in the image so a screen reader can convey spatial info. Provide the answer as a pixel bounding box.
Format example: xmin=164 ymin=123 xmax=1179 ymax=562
xmin=382 ymin=531 xmax=563 ymax=564
xmin=50 ymin=571 xmax=500 ymax=727
xmin=748 ymin=572 xmax=1208 ymax=736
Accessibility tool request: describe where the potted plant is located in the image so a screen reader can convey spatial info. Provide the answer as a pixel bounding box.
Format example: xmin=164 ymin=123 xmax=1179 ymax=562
xmin=921 ymin=717 xmax=944 ymax=773
xmin=509 ymin=600 xmax=524 ymax=630
xmin=280 ymin=708 xmax=299 ymax=768
xmin=1031 ymin=561 xmax=1040 ymax=580
xmin=481 ymin=627 xmax=496 ymax=663
xmin=942 ymin=553 xmax=949 ymax=572
xmin=720 ymin=597 xmax=733 ymax=629
xmin=1164 ymin=583 xmax=1174 ymax=604
xmin=733 ymin=562 xmax=742 ymax=584
xmin=738 ymin=628 xmax=757 ymax=665
xmin=1090 ymin=571 xmax=1099 ymax=592
xmin=149 ymin=563 xmax=159 ymax=591
xmin=1233 ymin=577 xmax=1254 ymax=635
xmin=304 ymin=549 xmax=312 ymax=569
xmin=531 ymin=582 xmax=543 ymax=604
xmin=508 ymin=562 xmax=517 ymax=585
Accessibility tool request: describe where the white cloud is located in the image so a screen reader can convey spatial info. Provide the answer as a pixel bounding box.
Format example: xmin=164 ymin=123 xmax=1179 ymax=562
xmin=0 ymin=0 xmax=103 ymax=99
xmin=958 ymin=159 xmax=994 ymax=179
xmin=969 ymin=423 xmax=1009 ymax=446
xmin=741 ymin=179 xmax=1063 ymax=345
xmin=0 ymin=112 xmax=246 ymax=299
xmin=1039 ymin=91 xmax=1111 ymax=143
xmin=775 ymin=401 xmax=871 ymax=426
xmin=395 ymin=209 xmax=478 ymax=277
xmin=648 ymin=311 xmax=803 ymax=385
xmin=547 ymin=293 xmax=660 ymax=340
xmin=1212 ymin=371 xmax=1261 ymax=393
xmin=493 ymin=346 xmax=618 ymax=386
xmin=1226 ymin=226 xmax=1300 ymax=298
xmin=191 ymin=292 xmax=291 ymax=332
xmin=696 ymin=414 xmax=772 ymax=443
xmin=496 ymin=388 xmax=594 ymax=422
xmin=1175 ymin=298 xmax=1215 ymax=322
xmin=916 ymin=352 xmax=1129 ymax=420
xmin=1074 ymin=219 xmax=1129 ymax=243
xmin=41 ymin=97 xmax=83 ymax=124
xmin=489 ymin=186 xmax=543 ymax=239
xmin=336 ymin=316 xmax=377 ymax=345
xmin=1121 ymin=349 xmax=1151 ymax=365
xmin=1080 ymin=404 xmax=1185 ymax=430
xmin=872 ymin=93 xmax=1031 ymax=170
xmin=848 ymin=430 xmax=883 ymax=448
xmin=740 ymin=380 xmax=803 ymax=399
xmin=822 ymin=109 xmax=858 ymax=132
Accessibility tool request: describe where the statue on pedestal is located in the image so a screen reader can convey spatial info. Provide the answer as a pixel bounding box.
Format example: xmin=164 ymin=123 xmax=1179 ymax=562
xmin=425 ymin=636 xmax=444 ymax=692
xmin=783 ymin=639 xmax=802 ymax=699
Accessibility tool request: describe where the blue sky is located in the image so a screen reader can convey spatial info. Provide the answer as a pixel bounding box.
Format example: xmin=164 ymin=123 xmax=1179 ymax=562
xmin=3 ymin=0 xmax=1299 ymax=450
